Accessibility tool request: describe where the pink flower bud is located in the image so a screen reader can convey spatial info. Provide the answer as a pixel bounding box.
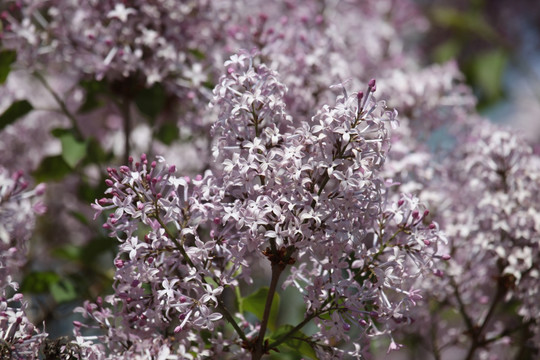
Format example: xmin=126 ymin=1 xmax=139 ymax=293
xmin=35 ymin=183 xmax=46 ymax=195
xmin=433 ymin=269 xmax=444 ymax=277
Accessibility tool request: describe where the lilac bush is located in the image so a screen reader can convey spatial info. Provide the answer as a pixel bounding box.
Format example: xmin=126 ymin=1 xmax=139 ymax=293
xmin=0 ymin=0 xmax=539 ymax=359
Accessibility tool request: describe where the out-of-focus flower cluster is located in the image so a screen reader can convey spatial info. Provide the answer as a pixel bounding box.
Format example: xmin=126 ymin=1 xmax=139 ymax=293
xmin=0 ymin=168 xmax=47 ymax=359
xmin=1 ymin=0 xmax=236 ymax=92
xmin=0 ymin=168 xmax=45 ymax=290
xmin=388 ymin=116 xmax=540 ymax=358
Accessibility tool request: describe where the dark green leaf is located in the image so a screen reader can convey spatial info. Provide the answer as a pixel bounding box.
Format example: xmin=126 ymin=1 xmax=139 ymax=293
xmin=69 ymin=210 xmax=89 ymax=226
xmin=135 ymin=83 xmax=166 ymax=121
xmin=142 ymin=282 xmax=152 ymax=295
xmin=51 ymin=128 xmax=73 ymax=138
xmin=241 ymin=287 xmax=280 ymax=331
xmin=270 ymin=324 xmax=317 ymax=359
xmin=0 ymin=100 xmax=33 ymax=131
xmin=431 ymin=7 xmax=498 ymax=41
xmin=0 ymin=50 xmax=17 ymax=84
xmin=78 ymin=79 xmax=108 ymax=113
xmin=81 ymin=236 xmax=117 ymax=265
xmin=32 ymin=155 xmax=72 ymax=182
xmin=470 ymin=49 xmax=507 ymax=105
xmin=77 ymin=178 xmax=107 ymax=204
xmin=20 ymin=271 xmax=60 ymax=293
xmin=188 ymin=48 xmax=206 ymax=60
xmin=156 ymin=123 xmax=179 ymax=145
xmin=51 ymin=244 xmax=83 ymax=261
xmin=84 ymin=138 xmax=113 ymax=164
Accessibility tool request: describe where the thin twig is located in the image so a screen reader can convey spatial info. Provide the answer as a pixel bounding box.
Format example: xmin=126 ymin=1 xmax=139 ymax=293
xmin=33 ymin=71 xmax=84 ymax=139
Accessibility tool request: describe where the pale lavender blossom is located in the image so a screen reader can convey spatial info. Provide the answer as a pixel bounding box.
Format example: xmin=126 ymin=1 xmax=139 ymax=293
xmin=80 ymin=54 xmax=445 ymax=358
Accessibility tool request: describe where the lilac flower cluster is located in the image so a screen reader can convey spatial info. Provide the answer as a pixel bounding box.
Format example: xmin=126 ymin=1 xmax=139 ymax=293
xmin=388 ymin=118 xmax=540 ymax=359
xmin=0 ymin=293 xmax=47 ymax=359
xmin=0 ymin=168 xmax=46 ymax=359
xmin=80 ymin=54 xmax=447 ymax=359
xmin=0 ymin=168 xmax=46 ymax=290
xmin=1 ymin=0 xmax=235 ymax=92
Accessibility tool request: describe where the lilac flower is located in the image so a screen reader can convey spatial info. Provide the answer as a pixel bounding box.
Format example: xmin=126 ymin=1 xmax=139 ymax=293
xmin=81 ymin=53 xmax=446 ymax=358
xmin=0 ymin=168 xmax=46 ymax=290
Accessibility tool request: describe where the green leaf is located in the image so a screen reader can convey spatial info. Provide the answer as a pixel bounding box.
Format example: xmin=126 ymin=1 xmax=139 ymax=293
xmin=20 ymin=271 xmax=60 ymax=294
xmin=188 ymin=48 xmax=206 ymax=60
xmin=50 ymin=278 xmax=78 ymax=303
xmin=51 ymin=128 xmax=87 ymax=167
xmin=135 ymin=83 xmax=166 ymax=121
xmin=241 ymin=287 xmax=280 ymax=331
xmin=156 ymin=123 xmax=179 ymax=145
xmin=32 ymin=155 xmax=72 ymax=182
xmin=0 ymin=50 xmax=17 ymax=84
xmin=69 ymin=210 xmax=89 ymax=226
xmin=77 ymin=178 xmax=107 ymax=204
xmin=78 ymin=79 xmax=108 ymax=113
xmin=51 ymin=244 xmax=83 ymax=261
xmin=270 ymin=324 xmax=317 ymax=359
xmin=0 ymin=100 xmax=33 ymax=131
xmin=236 ymin=286 xmax=244 ymax=313
xmin=470 ymin=49 xmax=507 ymax=105
xmin=431 ymin=7 xmax=498 ymax=41
xmin=432 ymin=39 xmax=461 ymax=63
xmin=142 ymin=282 xmax=152 ymax=295
xmin=80 ymin=236 xmax=117 ymax=265
xmin=61 ymin=132 xmax=87 ymax=168
xmin=85 ymin=138 xmax=112 ymax=164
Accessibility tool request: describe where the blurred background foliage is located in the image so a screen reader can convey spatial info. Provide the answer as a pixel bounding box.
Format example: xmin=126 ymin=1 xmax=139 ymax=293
xmin=417 ymin=0 xmax=540 ymax=110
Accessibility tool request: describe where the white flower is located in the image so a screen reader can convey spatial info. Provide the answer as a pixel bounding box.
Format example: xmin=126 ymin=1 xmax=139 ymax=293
xmin=107 ymin=4 xmax=136 ymax=22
